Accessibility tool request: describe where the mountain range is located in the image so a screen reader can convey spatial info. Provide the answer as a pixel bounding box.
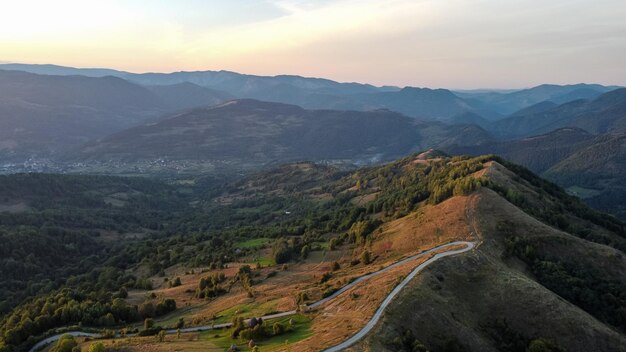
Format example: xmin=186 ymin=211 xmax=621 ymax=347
xmin=487 ymin=88 xmax=626 ymax=138
xmin=0 ymin=63 xmax=625 ymax=220
xmin=0 ymin=70 xmax=167 ymax=160
xmin=1 ymin=62 xmax=626 ymax=352
xmin=455 ymin=83 xmax=618 ymax=115
xmin=1 ymin=63 xmax=619 ymax=123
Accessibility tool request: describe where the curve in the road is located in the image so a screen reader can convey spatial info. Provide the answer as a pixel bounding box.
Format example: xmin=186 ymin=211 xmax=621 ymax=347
xmin=29 ymin=241 xmax=474 ymax=352
xmin=309 ymin=241 xmax=472 ymax=309
xmin=30 ymin=332 xmax=99 ymax=352
xmin=322 ymin=241 xmax=475 ymax=352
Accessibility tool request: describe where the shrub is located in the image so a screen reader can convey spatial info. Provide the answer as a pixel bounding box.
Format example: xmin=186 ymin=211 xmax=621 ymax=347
xmin=527 ymin=338 xmax=564 ymax=352
xmin=296 ymin=291 xmax=309 ymax=304
xmin=155 ymin=298 xmax=177 ymax=316
xmin=50 ymin=334 xmax=78 ymax=352
xmin=88 ymin=342 xmax=106 ymax=352
xmin=361 ymin=250 xmax=371 ymax=265
xmin=272 ymin=322 xmax=284 ymax=335
xmin=169 ymin=277 xmax=182 ymax=287
xmin=319 ymin=272 xmax=333 ymax=284
xmin=272 ymin=238 xmax=293 ymax=264
xmin=300 ymin=245 xmax=310 ymax=259
xmin=322 ymin=287 xmax=338 ymax=298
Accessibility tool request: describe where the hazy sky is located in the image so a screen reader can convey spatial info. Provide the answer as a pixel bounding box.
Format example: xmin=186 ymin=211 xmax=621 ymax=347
xmin=1 ymin=0 xmax=625 ymax=88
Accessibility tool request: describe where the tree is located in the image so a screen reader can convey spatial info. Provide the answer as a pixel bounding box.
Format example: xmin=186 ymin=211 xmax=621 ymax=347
xmin=300 ymin=245 xmax=310 ymax=259
xmin=88 ymin=342 xmax=106 ymax=352
xmin=296 ymin=291 xmax=308 ymax=304
xmin=361 ymin=250 xmax=371 ymax=265
xmin=100 ymin=312 xmax=116 ymax=326
xmin=272 ymin=239 xmax=293 ymax=264
xmin=319 ymin=272 xmax=332 ymax=284
xmin=139 ymin=301 xmax=156 ymax=318
xmin=144 ymin=318 xmax=154 ymax=330
xmin=249 ymin=317 xmax=259 ymax=328
xmin=272 ymin=322 xmax=284 ymax=335
xmin=171 ymin=277 xmax=182 ymax=287
xmin=156 ymin=298 xmax=177 ymax=315
xmin=176 ymin=317 xmax=185 ymax=329
xmin=231 ymin=316 xmax=245 ymax=338
xmin=198 ymin=277 xmax=207 ymax=290
xmin=527 ymin=338 xmax=563 ymax=352
xmin=329 ymin=238 xmax=338 ymax=250
xmin=50 ymin=334 xmax=78 ymax=352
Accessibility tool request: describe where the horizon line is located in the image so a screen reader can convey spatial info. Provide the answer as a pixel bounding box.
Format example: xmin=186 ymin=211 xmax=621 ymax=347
xmin=0 ymin=61 xmax=622 ymax=91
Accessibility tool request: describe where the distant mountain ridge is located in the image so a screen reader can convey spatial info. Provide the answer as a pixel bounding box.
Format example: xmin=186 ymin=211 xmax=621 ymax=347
xmin=1 ymin=63 xmax=625 ymax=219
xmin=3 ymin=64 xmax=481 ymax=121
xmin=446 ymin=127 xmax=596 ymax=173
xmin=489 ymin=88 xmax=626 ymax=138
xmin=456 ymin=83 xmax=619 ymax=115
xmin=0 ymin=70 xmax=169 ymax=160
xmin=3 ymin=63 xmax=619 ymax=124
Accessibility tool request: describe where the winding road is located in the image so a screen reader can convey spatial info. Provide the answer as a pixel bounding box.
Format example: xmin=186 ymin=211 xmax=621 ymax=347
xmin=29 ymin=241 xmax=475 ymax=352
xmin=322 ymin=241 xmax=475 ymax=352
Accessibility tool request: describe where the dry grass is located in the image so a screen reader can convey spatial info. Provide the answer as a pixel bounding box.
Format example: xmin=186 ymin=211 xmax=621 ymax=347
xmin=350 ymin=192 xmax=380 ymax=206
xmin=112 ymin=192 xmax=477 ymax=350
xmin=371 ymin=195 xmax=473 ymax=260
xmin=289 ymin=244 xmax=466 ymax=351
xmin=76 ymin=333 xmax=216 ymax=352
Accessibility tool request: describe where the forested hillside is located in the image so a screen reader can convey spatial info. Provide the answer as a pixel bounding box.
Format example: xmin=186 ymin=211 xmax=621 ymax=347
xmin=0 ymin=174 xmax=188 ymax=316
xmin=1 ymin=154 xmax=625 ymax=351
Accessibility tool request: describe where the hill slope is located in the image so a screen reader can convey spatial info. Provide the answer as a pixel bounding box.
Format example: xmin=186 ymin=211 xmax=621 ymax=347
xmin=74 ymin=100 xmax=419 ymax=164
xmin=457 ymin=83 xmax=618 ymax=115
xmin=353 ymin=158 xmax=626 ymax=352
xmin=145 ymin=82 xmax=233 ymax=111
xmin=0 ymin=70 xmax=168 ymax=160
xmin=545 ymin=133 xmax=626 ymax=219
xmin=490 ymin=88 xmax=626 ymax=138
xmin=446 ymin=127 xmax=596 ymax=173
xmin=447 ymin=128 xmax=626 ymax=219
xmin=0 ymin=155 xmax=624 ymax=352
xmin=71 ymin=100 xmax=492 ymax=174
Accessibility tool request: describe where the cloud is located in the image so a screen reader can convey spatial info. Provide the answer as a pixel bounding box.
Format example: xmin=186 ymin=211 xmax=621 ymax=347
xmin=1 ymin=0 xmax=625 ymax=88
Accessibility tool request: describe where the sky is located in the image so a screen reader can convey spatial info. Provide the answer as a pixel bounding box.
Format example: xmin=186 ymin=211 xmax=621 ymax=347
xmin=1 ymin=0 xmax=625 ymax=89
